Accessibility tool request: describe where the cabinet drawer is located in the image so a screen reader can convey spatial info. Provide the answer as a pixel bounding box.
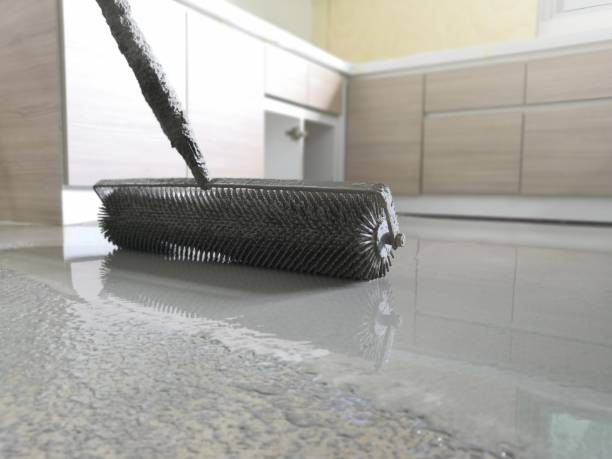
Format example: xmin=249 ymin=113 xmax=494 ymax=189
xmin=522 ymin=103 xmax=612 ymax=196
xmin=265 ymin=46 xmax=308 ymax=107
xmin=423 ymin=112 xmax=522 ymax=194
xmin=307 ymin=62 xmax=343 ymax=114
xmin=346 ymin=75 xmax=423 ymax=195
xmin=265 ymin=46 xmax=343 ymax=114
xmin=527 ymin=50 xmax=612 ymax=104
xmin=426 ymin=63 xmax=525 ymax=112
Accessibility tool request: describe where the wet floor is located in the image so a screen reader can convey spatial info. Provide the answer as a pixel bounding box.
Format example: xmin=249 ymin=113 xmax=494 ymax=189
xmin=1 ymin=217 xmax=612 ymax=458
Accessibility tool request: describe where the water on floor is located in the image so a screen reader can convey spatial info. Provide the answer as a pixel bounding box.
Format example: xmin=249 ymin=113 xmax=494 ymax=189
xmin=1 ymin=217 xmax=612 ymax=458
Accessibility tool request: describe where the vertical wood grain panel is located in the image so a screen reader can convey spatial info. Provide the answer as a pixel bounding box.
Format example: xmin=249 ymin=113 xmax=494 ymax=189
xmin=526 ymin=49 xmax=612 ymax=104
xmin=426 ymin=63 xmax=526 ymax=112
xmin=265 ymin=46 xmax=309 ymax=107
xmin=346 ymin=75 xmax=423 ymax=195
xmin=188 ymin=13 xmax=264 ymax=178
xmin=522 ymin=103 xmax=612 ymax=195
xmin=307 ymin=62 xmax=343 ymax=115
xmin=63 ymin=0 xmax=187 ymax=186
xmin=0 ymin=0 xmax=63 ymax=224
xmin=423 ymin=112 xmax=522 ymax=194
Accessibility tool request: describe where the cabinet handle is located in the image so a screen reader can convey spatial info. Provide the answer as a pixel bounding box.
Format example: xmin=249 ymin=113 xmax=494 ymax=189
xmin=286 ymin=126 xmax=308 ymax=141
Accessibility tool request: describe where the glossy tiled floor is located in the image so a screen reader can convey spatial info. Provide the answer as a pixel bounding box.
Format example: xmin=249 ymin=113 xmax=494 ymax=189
xmin=1 ymin=217 xmax=612 ymax=458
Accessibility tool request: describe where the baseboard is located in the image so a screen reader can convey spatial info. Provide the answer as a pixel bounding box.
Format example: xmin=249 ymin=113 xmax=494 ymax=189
xmin=394 ymin=195 xmax=612 ymax=224
xmin=62 ymin=186 xmax=101 ymax=225
xmin=63 ymin=187 xmax=612 ymax=226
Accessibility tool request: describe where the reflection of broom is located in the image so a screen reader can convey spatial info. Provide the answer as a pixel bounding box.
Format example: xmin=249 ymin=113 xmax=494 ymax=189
xmin=93 ymin=0 xmax=404 ymax=280
xmin=100 ymin=250 xmax=399 ymax=365
xmin=355 ymin=282 xmax=401 ymax=369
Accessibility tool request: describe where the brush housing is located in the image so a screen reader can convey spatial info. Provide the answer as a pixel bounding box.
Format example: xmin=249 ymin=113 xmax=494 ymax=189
xmin=95 ymin=178 xmax=404 ymax=280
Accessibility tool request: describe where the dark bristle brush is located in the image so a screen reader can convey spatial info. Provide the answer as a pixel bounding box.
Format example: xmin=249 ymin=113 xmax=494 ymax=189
xmin=93 ymin=0 xmax=404 ymax=280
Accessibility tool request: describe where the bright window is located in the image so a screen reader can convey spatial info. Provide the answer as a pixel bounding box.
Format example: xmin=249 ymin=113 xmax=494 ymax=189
xmin=539 ymin=0 xmax=612 ymax=35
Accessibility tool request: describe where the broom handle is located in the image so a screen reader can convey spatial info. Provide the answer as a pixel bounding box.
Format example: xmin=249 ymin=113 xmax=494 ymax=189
xmin=94 ymin=0 xmax=209 ymax=188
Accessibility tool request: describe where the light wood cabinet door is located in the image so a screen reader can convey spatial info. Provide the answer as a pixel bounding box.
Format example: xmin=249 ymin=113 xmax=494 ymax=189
xmin=188 ymin=13 xmax=264 ymax=178
xmin=522 ymin=103 xmax=612 ymax=196
xmin=0 ymin=0 xmax=63 ymax=224
xmin=307 ymin=62 xmax=343 ymax=115
xmin=423 ymin=112 xmax=522 ymax=194
xmin=426 ymin=63 xmax=525 ymax=112
xmin=346 ymin=75 xmax=423 ymax=195
xmin=265 ymin=46 xmax=309 ymax=107
xmin=63 ymin=0 xmax=187 ymax=186
xmin=526 ymin=50 xmax=612 ymax=104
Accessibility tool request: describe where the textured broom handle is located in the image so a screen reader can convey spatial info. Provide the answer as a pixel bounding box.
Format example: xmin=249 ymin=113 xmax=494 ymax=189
xmin=94 ymin=0 xmax=209 ymax=188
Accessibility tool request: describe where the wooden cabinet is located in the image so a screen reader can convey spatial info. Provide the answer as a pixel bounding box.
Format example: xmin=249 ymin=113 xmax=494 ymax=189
xmin=0 ymin=0 xmax=63 ymax=224
xmin=423 ymin=112 xmax=522 ymax=194
xmin=265 ymin=47 xmax=309 ymax=108
xmin=426 ymin=63 xmax=525 ymax=112
xmin=526 ymin=50 xmax=612 ymax=104
xmin=188 ymin=13 xmax=265 ymax=178
xmin=346 ymin=75 xmax=423 ymax=194
xmin=264 ymin=113 xmax=303 ymax=180
xmin=307 ymin=62 xmax=343 ymax=114
xmin=63 ymin=0 xmax=188 ymax=186
xmin=64 ymin=0 xmax=266 ymax=185
xmin=9 ymin=0 xmax=612 ymax=224
xmin=522 ymin=103 xmax=612 ymax=196
xmin=265 ymin=46 xmax=344 ymax=115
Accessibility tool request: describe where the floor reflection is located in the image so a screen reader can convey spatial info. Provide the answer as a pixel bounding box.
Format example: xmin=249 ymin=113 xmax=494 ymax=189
xmin=407 ymin=240 xmax=612 ymax=393
xmin=97 ymin=250 xmax=400 ymax=369
xmin=2 ymin=216 xmax=612 ymax=458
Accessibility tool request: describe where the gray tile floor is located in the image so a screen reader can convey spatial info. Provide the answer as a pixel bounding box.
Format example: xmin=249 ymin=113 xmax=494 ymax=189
xmin=1 ymin=217 xmax=611 ymax=458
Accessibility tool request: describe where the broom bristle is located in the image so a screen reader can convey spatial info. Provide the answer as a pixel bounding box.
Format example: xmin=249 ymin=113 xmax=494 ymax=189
xmin=94 ymin=178 xmax=403 ymax=281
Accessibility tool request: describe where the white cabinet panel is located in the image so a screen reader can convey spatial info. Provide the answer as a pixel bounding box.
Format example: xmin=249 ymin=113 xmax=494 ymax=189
xmin=264 ymin=113 xmax=303 ymax=180
xmin=265 ymin=46 xmax=309 ymax=107
xmin=188 ymin=13 xmax=264 ymax=178
xmin=63 ymin=0 xmax=187 ymax=185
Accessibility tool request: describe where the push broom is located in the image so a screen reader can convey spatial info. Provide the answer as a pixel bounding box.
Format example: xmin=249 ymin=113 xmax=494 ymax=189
xmin=93 ymin=0 xmax=404 ymax=280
